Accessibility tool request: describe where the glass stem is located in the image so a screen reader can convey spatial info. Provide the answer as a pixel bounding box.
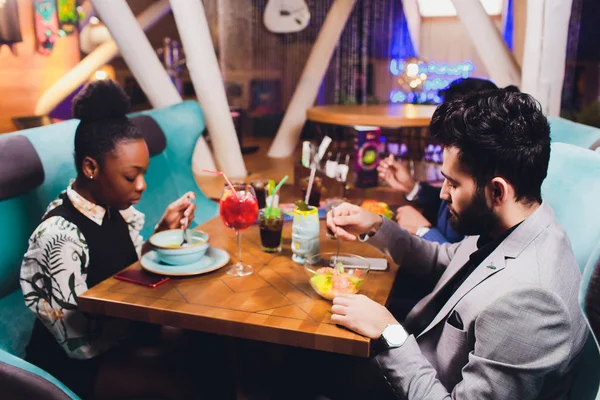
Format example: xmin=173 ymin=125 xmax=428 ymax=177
xmin=236 ymin=231 xmax=242 ymax=267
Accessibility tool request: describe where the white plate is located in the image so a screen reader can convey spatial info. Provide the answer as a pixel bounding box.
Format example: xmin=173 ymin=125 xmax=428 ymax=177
xmin=140 ymin=247 xmax=230 ymax=277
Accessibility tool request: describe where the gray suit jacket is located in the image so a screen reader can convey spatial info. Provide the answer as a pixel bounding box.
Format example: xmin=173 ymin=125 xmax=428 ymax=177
xmin=367 ymin=203 xmax=588 ymax=399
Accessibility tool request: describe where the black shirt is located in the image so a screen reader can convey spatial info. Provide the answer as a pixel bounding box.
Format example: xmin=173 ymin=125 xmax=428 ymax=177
xmin=406 ymin=223 xmax=521 ymax=336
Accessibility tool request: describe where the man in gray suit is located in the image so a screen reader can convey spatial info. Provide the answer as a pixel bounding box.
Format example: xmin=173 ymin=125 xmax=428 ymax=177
xmin=327 ymin=91 xmax=588 ymax=399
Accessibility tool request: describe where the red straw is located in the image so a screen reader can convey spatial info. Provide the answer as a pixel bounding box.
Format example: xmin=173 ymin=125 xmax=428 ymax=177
xmin=201 ymin=169 xmax=238 ymax=196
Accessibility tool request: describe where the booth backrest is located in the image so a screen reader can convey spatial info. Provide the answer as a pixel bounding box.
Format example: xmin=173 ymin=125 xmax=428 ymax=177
xmin=549 ymin=116 xmax=600 ymax=151
xmin=0 ymin=100 xmax=218 ymax=358
xmin=541 ymin=143 xmax=600 ymax=400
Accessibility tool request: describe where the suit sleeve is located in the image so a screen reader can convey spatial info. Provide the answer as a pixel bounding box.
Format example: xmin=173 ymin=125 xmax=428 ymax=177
xmin=374 ymin=288 xmax=575 ymax=399
xmin=367 ymin=217 xmax=462 ymax=283
xmin=412 ymin=183 xmax=443 ymax=222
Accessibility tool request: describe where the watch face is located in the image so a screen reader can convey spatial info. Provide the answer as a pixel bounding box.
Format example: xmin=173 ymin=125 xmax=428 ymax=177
xmin=384 ymin=324 xmax=408 ymax=347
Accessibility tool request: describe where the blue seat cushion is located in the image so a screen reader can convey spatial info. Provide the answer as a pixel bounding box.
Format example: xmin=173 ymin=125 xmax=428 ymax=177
xmin=542 ymin=143 xmax=600 ymax=270
xmin=0 ymin=290 xmax=35 ymax=358
xmin=0 ymin=348 xmax=79 ymax=399
xmin=549 ymin=117 xmax=600 ymax=150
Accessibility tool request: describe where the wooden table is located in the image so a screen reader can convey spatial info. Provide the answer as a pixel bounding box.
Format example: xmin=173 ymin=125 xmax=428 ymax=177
xmin=306 ymin=104 xmax=437 ymax=128
xmin=79 ymin=218 xmax=398 ymax=358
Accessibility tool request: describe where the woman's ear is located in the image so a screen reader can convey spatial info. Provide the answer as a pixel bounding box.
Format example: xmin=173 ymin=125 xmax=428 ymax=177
xmin=82 ymin=156 xmax=99 ymax=180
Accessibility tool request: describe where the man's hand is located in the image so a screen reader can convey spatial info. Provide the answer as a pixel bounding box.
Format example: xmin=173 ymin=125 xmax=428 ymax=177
xmin=395 ymin=205 xmax=431 ymax=235
xmin=326 ymin=202 xmax=383 ymax=241
xmin=155 ymin=192 xmax=196 ymax=232
xmin=331 ymin=294 xmax=399 ymax=339
xmin=377 ymin=154 xmax=416 ymax=194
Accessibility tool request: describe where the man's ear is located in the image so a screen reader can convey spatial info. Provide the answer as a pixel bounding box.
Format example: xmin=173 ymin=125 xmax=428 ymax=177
xmin=489 ymin=177 xmax=510 ymax=206
xmin=82 ymin=156 xmax=99 ymax=180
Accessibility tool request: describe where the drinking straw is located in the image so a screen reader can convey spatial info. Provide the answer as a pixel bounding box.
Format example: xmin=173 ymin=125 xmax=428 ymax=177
xmin=266 ymin=175 xmax=288 ymax=217
xmin=304 ymin=165 xmax=317 ymax=205
xmin=201 ymin=169 xmax=238 ymax=197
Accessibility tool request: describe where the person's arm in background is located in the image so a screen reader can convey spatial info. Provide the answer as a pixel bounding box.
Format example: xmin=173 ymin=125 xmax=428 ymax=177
xmin=421 ymin=202 xmax=465 ymax=244
xmin=421 ymin=227 xmax=449 ymax=244
xmin=377 ymin=155 xmax=442 ymax=223
xmin=409 ymin=182 xmax=442 ymax=224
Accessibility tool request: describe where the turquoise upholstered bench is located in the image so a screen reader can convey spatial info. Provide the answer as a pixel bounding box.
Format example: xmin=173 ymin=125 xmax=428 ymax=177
xmin=0 ymin=101 xmax=218 ymax=396
xmin=549 ymin=116 xmax=600 ymax=151
xmin=542 ymin=143 xmax=600 ymax=399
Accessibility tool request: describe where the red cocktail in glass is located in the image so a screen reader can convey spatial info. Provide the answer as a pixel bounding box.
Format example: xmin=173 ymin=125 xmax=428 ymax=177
xmin=220 ymin=183 xmax=259 ymax=276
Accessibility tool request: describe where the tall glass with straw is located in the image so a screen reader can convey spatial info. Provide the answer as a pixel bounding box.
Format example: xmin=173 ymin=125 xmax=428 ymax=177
xmin=203 ymin=170 xmax=259 ymax=276
xmin=259 ymin=176 xmax=288 ymax=253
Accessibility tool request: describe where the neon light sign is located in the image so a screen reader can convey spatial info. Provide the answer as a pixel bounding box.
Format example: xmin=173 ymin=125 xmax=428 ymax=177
xmin=389 ymin=60 xmax=477 ymax=104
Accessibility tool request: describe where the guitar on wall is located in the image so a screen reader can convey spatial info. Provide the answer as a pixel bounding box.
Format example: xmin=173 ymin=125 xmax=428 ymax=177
xmin=263 ymin=0 xmax=310 ymax=34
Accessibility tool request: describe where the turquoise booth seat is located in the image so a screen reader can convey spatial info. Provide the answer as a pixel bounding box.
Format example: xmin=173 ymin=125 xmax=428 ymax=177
xmin=549 ymin=116 xmax=600 ymax=151
xmin=0 ymin=348 xmax=80 ymax=400
xmin=0 ymin=101 xmax=217 ymax=396
xmin=542 ymin=143 xmax=600 ymax=399
xmin=581 ymin=243 xmax=600 ymax=347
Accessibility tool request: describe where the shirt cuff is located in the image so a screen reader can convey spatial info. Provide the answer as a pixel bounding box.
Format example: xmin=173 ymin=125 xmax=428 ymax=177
xmin=416 ymin=226 xmax=431 ymax=237
xmin=405 ymin=181 xmax=421 ymax=201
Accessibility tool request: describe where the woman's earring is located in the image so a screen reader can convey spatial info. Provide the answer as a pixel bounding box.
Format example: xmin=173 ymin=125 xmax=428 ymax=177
xmin=89 ymin=175 xmax=93 ymax=180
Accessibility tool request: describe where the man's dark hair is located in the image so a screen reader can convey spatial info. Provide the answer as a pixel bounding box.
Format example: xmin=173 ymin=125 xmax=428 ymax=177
xmin=72 ymin=79 xmax=142 ymax=175
xmin=438 ymin=78 xmax=499 ymax=102
xmin=430 ymin=90 xmax=551 ymax=204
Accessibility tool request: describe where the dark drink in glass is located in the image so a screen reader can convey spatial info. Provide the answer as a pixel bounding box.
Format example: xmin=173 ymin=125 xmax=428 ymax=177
xmin=250 ymin=180 xmax=267 ymax=209
xmin=259 ymin=209 xmax=283 ymax=253
xmin=301 ymin=176 xmax=323 ymax=207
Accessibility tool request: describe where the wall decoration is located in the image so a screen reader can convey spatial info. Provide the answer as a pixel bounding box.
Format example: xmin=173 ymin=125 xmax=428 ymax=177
xmin=34 ymin=0 xmax=59 ymax=55
xmin=263 ymin=0 xmax=311 ymax=33
xmin=57 ymin=0 xmax=78 ymax=36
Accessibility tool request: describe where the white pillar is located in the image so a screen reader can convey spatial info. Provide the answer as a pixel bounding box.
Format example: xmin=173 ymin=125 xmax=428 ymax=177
xmin=91 ymin=0 xmax=181 ymax=109
xmin=268 ymin=0 xmax=357 ymax=158
xmin=35 ymin=0 xmax=172 ymax=116
xmin=451 ymin=0 xmax=521 ymax=87
xmin=91 ymin=0 xmax=216 ymax=172
xmin=521 ymin=0 xmax=573 ymax=116
xmin=169 ymin=0 xmax=246 ymax=178
xmin=400 ymin=0 xmax=421 ymax=54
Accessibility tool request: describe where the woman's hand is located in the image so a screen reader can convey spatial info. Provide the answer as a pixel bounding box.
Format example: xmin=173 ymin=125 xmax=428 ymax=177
xmin=155 ymin=192 xmax=196 ymax=233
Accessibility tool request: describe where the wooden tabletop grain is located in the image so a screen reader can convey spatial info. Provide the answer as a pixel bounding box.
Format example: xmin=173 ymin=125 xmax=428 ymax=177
xmin=306 ymin=104 xmax=437 ymax=128
xmin=79 ymin=218 xmax=399 ymax=357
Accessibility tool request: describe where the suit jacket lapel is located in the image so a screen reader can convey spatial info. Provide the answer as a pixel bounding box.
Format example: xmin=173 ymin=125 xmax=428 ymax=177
xmin=417 ymin=251 xmax=506 ymax=337
xmin=413 ymin=203 xmax=555 ymax=338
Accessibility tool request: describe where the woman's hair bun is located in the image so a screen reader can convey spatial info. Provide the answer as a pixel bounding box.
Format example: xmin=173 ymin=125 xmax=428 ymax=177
xmin=72 ymin=79 xmax=132 ymax=122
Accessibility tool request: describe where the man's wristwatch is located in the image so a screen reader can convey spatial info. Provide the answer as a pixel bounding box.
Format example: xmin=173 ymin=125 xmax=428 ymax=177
xmin=373 ymin=324 xmax=409 ymax=354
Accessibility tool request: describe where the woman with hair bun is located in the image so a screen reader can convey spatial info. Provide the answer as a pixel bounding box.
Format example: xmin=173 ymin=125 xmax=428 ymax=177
xmin=20 ymin=80 xmax=201 ymax=398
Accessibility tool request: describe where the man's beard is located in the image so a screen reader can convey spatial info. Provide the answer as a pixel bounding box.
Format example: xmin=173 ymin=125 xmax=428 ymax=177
xmin=448 ymin=187 xmax=500 ymax=236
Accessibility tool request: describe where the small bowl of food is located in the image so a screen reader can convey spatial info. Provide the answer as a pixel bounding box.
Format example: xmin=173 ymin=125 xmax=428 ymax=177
xmin=304 ymin=252 xmax=370 ymax=300
xmin=149 ymin=229 xmax=209 ymax=266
